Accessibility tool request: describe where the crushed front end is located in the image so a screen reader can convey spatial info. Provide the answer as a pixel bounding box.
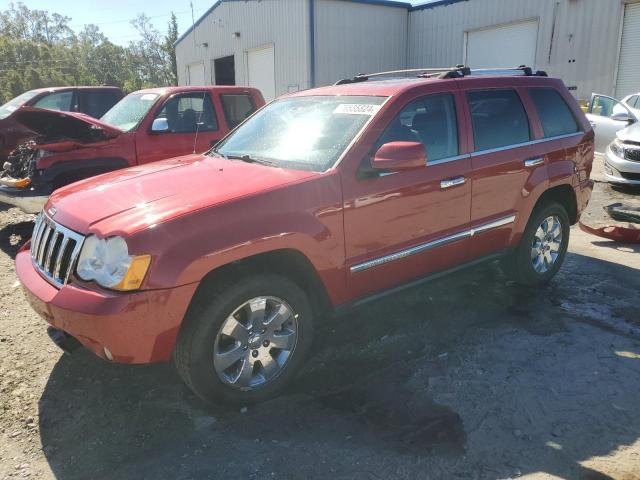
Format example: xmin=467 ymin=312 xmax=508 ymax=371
xmin=0 ymin=141 xmax=50 ymax=213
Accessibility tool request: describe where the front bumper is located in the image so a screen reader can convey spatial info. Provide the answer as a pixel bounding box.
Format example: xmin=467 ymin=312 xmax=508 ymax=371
xmin=15 ymin=246 xmax=199 ymax=364
xmin=604 ymin=147 xmax=640 ymax=185
xmin=0 ymin=185 xmax=48 ymax=213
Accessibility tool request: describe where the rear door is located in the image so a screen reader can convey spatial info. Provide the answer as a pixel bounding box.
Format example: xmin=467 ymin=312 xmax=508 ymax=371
xmin=464 ymin=87 xmax=536 ymax=258
xmin=586 ymin=94 xmax=637 ymax=153
xmin=136 ymin=91 xmax=223 ymax=164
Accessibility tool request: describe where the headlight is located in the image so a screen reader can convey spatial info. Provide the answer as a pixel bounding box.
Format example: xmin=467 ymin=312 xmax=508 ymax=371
xmin=76 ymin=235 xmax=151 ymax=291
xmin=610 ymin=139 xmax=624 ymax=158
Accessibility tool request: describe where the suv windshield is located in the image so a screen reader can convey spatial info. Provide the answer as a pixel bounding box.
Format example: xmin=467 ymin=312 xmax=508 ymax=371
xmin=213 ymin=95 xmax=387 ymax=171
xmin=0 ymin=90 xmax=40 ymax=120
xmin=101 ymin=93 xmax=160 ymax=132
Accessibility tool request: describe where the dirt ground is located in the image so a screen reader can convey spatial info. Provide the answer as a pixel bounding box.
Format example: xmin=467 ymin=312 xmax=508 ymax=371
xmin=1 ymin=171 xmax=640 ymax=479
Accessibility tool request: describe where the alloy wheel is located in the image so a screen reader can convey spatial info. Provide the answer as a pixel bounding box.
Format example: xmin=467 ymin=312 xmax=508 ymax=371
xmin=213 ymin=296 xmax=298 ymax=390
xmin=531 ymin=215 xmax=563 ymax=274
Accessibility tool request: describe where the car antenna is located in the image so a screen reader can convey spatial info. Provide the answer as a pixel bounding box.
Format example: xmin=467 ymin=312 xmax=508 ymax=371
xmin=192 ymin=90 xmax=207 ymax=154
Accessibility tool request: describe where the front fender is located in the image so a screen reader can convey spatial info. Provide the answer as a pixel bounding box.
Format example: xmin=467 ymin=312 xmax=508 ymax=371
xmin=127 ymin=174 xmax=347 ymax=305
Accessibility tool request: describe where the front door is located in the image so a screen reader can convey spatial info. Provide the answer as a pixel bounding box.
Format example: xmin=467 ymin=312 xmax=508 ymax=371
xmin=342 ymin=91 xmax=472 ymax=300
xmin=136 ymin=91 xmax=223 ymax=164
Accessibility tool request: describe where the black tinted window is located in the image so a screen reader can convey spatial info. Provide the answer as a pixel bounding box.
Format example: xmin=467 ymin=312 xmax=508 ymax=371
xmin=468 ymin=89 xmax=530 ymax=151
xmin=377 ymin=93 xmax=458 ymax=161
xmin=82 ymin=91 xmax=120 ymax=118
xmin=155 ymin=92 xmax=218 ymax=133
xmin=530 ymin=88 xmax=579 ymax=138
xmin=220 ymin=94 xmax=256 ymax=129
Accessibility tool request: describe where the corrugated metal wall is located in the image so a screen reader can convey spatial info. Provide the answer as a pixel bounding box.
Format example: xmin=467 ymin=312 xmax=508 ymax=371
xmin=314 ymin=0 xmax=409 ymax=86
xmin=175 ymin=0 xmax=309 ymax=97
xmin=408 ymin=0 xmax=628 ymax=100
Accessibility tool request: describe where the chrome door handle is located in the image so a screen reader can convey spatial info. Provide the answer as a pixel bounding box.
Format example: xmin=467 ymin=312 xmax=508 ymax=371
xmin=590 ymin=122 xmax=596 ymax=128
xmin=440 ymin=176 xmax=466 ymax=189
xmin=524 ymin=157 xmax=544 ymax=167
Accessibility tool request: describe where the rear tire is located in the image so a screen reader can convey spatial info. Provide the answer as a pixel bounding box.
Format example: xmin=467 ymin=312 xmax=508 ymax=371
xmin=506 ymin=201 xmax=570 ymax=286
xmin=174 ymin=274 xmax=314 ymax=405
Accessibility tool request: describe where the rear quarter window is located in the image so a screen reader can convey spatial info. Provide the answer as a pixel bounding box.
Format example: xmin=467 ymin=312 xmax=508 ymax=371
xmin=220 ymin=94 xmax=256 ymax=129
xmin=529 ymin=88 xmax=580 ymax=138
xmin=468 ymin=89 xmax=531 ymax=151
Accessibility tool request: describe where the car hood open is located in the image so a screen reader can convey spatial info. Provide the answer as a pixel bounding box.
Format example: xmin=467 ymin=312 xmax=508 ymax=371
xmin=45 ymin=154 xmax=320 ymax=235
xmin=15 ymin=107 xmax=123 ymax=144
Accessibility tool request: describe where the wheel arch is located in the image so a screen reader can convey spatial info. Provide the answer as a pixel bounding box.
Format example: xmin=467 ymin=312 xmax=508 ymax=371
xmin=188 ymin=248 xmax=334 ymax=319
xmin=532 ymin=183 xmax=578 ymax=224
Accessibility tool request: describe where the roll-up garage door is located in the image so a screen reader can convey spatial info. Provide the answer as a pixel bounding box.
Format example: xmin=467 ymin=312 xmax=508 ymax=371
xmin=465 ymin=20 xmax=539 ymax=69
xmin=247 ymin=45 xmax=276 ymax=102
xmin=615 ymin=3 xmax=640 ymax=98
xmin=187 ymin=62 xmax=205 ymax=86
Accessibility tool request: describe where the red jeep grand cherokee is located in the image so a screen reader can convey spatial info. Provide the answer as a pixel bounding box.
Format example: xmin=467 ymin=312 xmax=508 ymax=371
xmin=16 ymin=67 xmax=594 ymax=404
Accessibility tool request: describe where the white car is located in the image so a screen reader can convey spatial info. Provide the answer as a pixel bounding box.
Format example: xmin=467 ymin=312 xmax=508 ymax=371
xmin=586 ymin=93 xmax=639 ymax=153
xmin=604 ymin=122 xmax=640 ymax=185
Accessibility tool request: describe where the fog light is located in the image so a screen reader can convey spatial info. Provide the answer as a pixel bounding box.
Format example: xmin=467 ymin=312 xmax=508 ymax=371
xmin=103 ymin=347 xmax=113 ymax=361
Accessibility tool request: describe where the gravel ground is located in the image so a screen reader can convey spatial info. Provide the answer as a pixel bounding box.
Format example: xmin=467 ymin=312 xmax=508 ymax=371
xmin=1 ymin=177 xmax=640 ymax=480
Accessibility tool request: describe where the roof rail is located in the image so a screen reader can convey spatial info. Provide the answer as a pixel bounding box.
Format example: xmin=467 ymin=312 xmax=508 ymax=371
xmin=334 ymin=65 xmax=547 ymax=85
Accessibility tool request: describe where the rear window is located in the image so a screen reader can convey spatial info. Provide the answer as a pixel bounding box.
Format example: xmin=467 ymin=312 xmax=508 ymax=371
xmin=529 ymin=88 xmax=580 ymax=138
xmin=468 ymin=89 xmax=531 ymax=151
xmin=220 ymin=94 xmax=256 ymax=129
xmin=83 ymin=90 xmax=120 ymax=118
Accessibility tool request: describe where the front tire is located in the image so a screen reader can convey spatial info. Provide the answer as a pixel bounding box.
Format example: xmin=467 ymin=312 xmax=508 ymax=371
xmin=174 ymin=274 xmax=314 ymax=405
xmin=506 ymin=201 xmax=570 ymax=286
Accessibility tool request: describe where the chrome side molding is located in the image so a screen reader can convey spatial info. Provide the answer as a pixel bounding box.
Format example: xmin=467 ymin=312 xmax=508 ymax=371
xmin=350 ymin=214 xmax=516 ymax=274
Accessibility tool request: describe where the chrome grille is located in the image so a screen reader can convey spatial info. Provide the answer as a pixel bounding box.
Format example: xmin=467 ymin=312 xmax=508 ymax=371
xmin=30 ymin=213 xmax=85 ymax=287
xmin=624 ymin=146 xmax=640 ymax=162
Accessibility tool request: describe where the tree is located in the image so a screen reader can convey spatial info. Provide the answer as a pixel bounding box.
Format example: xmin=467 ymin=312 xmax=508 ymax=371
xmin=0 ymin=2 xmax=181 ymax=105
xmin=165 ymin=12 xmax=179 ymax=86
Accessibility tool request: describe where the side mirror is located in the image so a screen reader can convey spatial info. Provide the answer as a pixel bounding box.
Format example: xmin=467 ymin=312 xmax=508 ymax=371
xmin=611 ymin=111 xmax=633 ymax=123
xmin=151 ymin=117 xmax=169 ymax=132
xmin=372 ymin=141 xmax=427 ymax=171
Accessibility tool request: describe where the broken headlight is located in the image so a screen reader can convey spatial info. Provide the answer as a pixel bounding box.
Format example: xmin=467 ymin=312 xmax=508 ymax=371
xmin=76 ymin=235 xmax=151 ymax=291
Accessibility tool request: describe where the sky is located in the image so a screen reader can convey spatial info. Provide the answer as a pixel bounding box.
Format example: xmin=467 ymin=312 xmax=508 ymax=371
xmin=2 ymin=0 xmax=422 ymax=45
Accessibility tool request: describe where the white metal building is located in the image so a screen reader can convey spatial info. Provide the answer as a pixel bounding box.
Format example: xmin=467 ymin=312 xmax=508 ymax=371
xmin=175 ymin=0 xmax=640 ymax=101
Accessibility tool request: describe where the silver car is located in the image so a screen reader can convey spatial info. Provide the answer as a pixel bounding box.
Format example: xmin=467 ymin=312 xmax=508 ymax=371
xmin=586 ymin=93 xmax=639 ymax=153
xmin=604 ymin=122 xmax=640 ymax=185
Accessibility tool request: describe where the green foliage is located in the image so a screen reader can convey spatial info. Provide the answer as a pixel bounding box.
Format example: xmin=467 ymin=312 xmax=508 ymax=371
xmin=0 ymin=2 xmax=179 ymax=105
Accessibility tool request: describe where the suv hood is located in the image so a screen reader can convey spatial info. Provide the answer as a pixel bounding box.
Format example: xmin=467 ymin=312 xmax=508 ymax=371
xmin=15 ymin=107 xmax=122 ymax=144
xmin=617 ymin=122 xmax=640 ymax=143
xmin=46 ymin=154 xmax=319 ymax=235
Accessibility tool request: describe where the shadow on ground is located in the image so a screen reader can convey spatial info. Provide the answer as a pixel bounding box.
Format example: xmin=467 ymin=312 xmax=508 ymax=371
xmin=38 ymin=252 xmax=640 ymax=479
xmin=0 ymin=219 xmax=33 ymax=258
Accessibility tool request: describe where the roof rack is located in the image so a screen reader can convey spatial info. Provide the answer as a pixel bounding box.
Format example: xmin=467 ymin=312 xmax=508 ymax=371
xmin=334 ymin=65 xmax=548 ymax=85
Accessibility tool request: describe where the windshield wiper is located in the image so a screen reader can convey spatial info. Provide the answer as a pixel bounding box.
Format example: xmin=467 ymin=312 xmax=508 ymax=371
xmin=225 ymin=153 xmax=276 ymax=167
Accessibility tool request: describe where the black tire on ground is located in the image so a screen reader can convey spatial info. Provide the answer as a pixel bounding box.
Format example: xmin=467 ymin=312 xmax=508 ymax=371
xmin=505 ymin=201 xmax=570 ymax=286
xmin=173 ymin=274 xmax=314 ymax=405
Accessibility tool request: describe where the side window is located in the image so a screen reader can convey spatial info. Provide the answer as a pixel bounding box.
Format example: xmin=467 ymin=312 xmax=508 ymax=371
xmin=529 ymin=88 xmax=580 ymax=138
xmin=468 ymin=89 xmax=531 ymax=151
xmin=589 ymin=95 xmax=628 ymax=118
xmin=33 ymin=91 xmax=74 ymax=112
xmin=220 ymin=94 xmax=256 ymax=129
xmin=154 ymin=92 xmax=218 ymax=133
xmin=376 ymin=93 xmax=459 ymax=162
xmin=625 ymin=95 xmax=638 ymax=108
xmin=82 ymin=91 xmax=119 ymax=118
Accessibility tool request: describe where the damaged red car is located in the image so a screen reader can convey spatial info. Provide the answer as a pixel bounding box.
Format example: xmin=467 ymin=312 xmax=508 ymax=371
xmin=0 ymin=86 xmax=123 ymax=163
xmin=0 ymin=86 xmax=265 ymax=213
